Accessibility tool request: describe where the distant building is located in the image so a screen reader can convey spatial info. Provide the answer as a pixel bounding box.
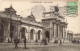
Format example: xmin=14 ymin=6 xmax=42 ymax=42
xmin=73 ymin=33 xmax=80 ymax=40
xmin=0 ymin=5 xmax=68 ymax=43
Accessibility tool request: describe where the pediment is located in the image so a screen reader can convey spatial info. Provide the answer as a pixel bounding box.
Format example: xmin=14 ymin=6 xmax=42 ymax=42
xmin=25 ymin=14 xmax=37 ymax=22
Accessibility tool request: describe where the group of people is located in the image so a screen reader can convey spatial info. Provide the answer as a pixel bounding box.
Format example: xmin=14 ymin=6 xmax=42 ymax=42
xmin=14 ymin=36 xmax=27 ymax=49
xmin=13 ymin=36 xmax=62 ymax=49
xmin=40 ymin=38 xmax=50 ymax=45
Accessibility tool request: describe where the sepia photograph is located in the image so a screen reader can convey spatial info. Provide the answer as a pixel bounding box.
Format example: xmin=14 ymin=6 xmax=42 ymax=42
xmin=0 ymin=0 xmax=80 ymax=51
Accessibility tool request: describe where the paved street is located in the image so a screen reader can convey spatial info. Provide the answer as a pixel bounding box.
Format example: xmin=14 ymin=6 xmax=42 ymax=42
xmin=0 ymin=43 xmax=80 ymax=51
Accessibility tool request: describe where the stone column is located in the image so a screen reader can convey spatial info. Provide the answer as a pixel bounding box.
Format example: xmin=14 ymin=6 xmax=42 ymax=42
xmin=56 ymin=24 xmax=58 ymax=37
xmin=62 ymin=26 xmax=63 ymax=38
xmin=15 ymin=24 xmax=17 ymax=36
xmin=59 ymin=25 xmax=62 ymax=38
xmin=63 ymin=27 xmax=65 ymax=38
xmin=0 ymin=20 xmax=1 ymax=34
xmin=7 ymin=22 xmax=10 ymax=38
xmin=16 ymin=24 xmax=18 ymax=37
xmin=58 ymin=25 xmax=60 ymax=38
xmin=50 ymin=21 xmax=53 ymax=42
xmin=17 ymin=24 xmax=20 ymax=41
xmin=17 ymin=24 xmax=19 ymax=37
xmin=15 ymin=24 xmax=19 ymax=37
xmin=53 ymin=23 xmax=54 ymax=37
xmin=64 ymin=27 xmax=67 ymax=38
xmin=19 ymin=24 xmax=22 ymax=40
xmin=60 ymin=26 xmax=63 ymax=38
xmin=0 ymin=20 xmax=1 ymax=42
xmin=54 ymin=23 xmax=56 ymax=37
xmin=17 ymin=24 xmax=21 ymax=38
xmin=27 ymin=26 xmax=30 ymax=42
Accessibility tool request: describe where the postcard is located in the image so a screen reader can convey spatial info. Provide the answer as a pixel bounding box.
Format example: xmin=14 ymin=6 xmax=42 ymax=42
xmin=0 ymin=0 xmax=80 ymax=51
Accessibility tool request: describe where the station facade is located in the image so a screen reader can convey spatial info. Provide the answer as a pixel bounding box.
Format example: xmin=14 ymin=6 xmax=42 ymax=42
xmin=0 ymin=5 xmax=67 ymax=43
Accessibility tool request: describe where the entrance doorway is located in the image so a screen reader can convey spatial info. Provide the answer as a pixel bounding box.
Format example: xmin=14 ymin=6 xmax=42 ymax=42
xmin=21 ymin=27 xmax=27 ymax=39
xmin=30 ymin=29 xmax=35 ymax=40
xmin=45 ymin=31 xmax=50 ymax=42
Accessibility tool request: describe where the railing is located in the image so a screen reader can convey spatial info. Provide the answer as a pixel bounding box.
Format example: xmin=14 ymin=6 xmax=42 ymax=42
xmin=58 ymin=17 xmax=67 ymax=23
xmin=42 ymin=16 xmax=67 ymax=23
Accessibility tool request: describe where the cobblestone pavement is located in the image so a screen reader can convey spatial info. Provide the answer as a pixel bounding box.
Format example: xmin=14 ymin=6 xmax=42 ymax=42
xmin=0 ymin=43 xmax=80 ymax=51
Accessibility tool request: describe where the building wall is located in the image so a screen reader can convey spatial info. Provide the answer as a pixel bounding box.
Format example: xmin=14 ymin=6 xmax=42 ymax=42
xmin=73 ymin=34 xmax=80 ymax=40
xmin=0 ymin=20 xmax=43 ymax=43
xmin=21 ymin=24 xmax=43 ymax=42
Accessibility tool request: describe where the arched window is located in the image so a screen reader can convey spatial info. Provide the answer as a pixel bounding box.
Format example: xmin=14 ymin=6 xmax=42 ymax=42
xmin=38 ymin=30 xmax=41 ymax=40
xmin=30 ymin=29 xmax=35 ymax=40
xmin=21 ymin=27 xmax=27 ymax=38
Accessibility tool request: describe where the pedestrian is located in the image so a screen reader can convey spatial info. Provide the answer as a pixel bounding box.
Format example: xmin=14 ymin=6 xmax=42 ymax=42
xmin=59 ymin=39 xmax=62 ymax=45
xmin=46 ymin=38 xmax=48 ymax=44
xmin=8 ymin=38 xmax=10 ymax=43
xmin=45 ymin=38 xmax=48 ymax=45
xmin=14 ymin=36 xmax=19 ymax=48
xmin=40 ymin=39 xmax=43 ymax=45
xmin=43 ymin=38 xmax=47 ymax=45
xmin=35 ymin=39 xmax=38 ymax=45
xmin=23 ymin=36 xmax=27 ymax=49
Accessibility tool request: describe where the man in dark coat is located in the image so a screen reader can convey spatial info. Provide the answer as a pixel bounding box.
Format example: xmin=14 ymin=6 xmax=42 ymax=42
xmin=14 ymin=37 xmax=19 ymax=48
xmin=35 ymin=39 xmax=38 ymax=45
xmin=23 ymin=36 xmax=27 ymax=49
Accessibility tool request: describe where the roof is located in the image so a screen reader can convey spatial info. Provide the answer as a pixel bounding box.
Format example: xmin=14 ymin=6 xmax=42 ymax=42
xmin=4 ymin=5 xmax=16 ymax=13
xmin=74 ymin=34 xmax=80 ymax=36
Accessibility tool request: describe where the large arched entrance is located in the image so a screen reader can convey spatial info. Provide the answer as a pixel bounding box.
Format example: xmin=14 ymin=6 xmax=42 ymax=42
xmin=45 ymin=31 xmax=50 ymax=42
xmin=21 ymin=27 xmax=27 ymax=39
xmin=30 ymin=29 xmax=35 ymax=40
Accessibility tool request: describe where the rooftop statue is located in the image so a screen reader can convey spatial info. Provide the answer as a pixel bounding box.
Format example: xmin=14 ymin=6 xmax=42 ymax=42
xmin=54 ymin=6 xmax=59 ymax=12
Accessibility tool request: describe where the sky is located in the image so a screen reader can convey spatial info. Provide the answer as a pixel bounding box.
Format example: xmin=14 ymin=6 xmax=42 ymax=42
xmin=0 ymin=0 xmax=80 ymax=33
